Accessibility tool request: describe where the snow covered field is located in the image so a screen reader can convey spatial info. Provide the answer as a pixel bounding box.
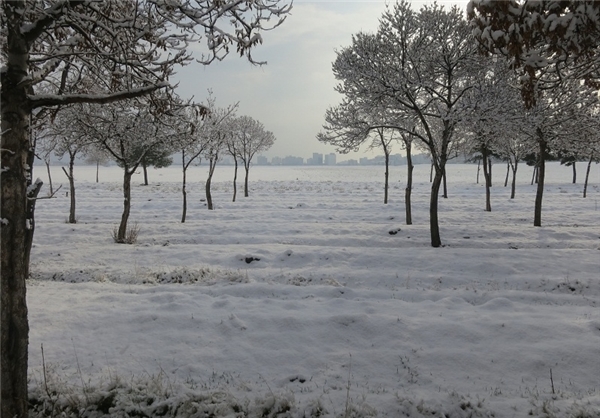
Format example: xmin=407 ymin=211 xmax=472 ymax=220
xmin=27 ymin=162 xmax=600 ymax=417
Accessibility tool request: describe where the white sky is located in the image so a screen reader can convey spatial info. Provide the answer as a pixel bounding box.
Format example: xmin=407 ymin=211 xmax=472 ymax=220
xmin=173 ymin=1 xmax=471 ymax=160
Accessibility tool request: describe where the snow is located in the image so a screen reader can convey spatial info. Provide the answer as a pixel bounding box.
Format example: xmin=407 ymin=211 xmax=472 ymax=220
xmin=27 ymin=162 xmax=600 ymax=417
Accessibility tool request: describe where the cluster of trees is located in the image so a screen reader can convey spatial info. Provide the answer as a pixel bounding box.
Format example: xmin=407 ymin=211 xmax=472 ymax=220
xmin=1 ymin=0 xmax=290 ymax=416
xmin=37 ymin=93 xmax=275 ymax=239
xmin=318 ymin=0 xmax=600 ymax=248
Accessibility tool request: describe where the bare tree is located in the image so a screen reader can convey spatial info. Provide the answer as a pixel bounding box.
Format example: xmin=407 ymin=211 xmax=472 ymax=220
xmin=34 ymin=124 xmax=58 ymax=196
xmin=73 ymin=100 xmax=172 ymax=241
xmin=516 ymin=81 xmax=597 ymax=226
xmin=175 ymin=95 xmax=237 ymax=219
xmin=177 ymin=103 xmax=210 ymax=223
xmin=225 ymin=121 xmax=241 ymax=202
xmin=47 ymin=105 xmax=95 ymax=223
xmin=234 ymin=116 xmax=276 ymax=197
xmin=202 ymin=105 xmax=237 ymax=210
xmin=85 ymin=145 xmax=111 ymax=183
xmin=318 ymin=97 xmax=417 ymax=223
xmin=461 ymin=59 xmax=522 ymax=211
xmin=333 ymin=1 xmax=477 ymax=246
xmin=319 ymin=98 xmax=402 ymax=205
xmin=137 ymin=144 xmax=174 ymax=186
xmin=1 ymin=1 xmax=290 ymax=412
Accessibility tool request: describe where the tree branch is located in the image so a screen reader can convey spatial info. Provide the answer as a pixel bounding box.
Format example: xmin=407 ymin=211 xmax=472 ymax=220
xmin=28 ymin=83 xmax=169 ymax=109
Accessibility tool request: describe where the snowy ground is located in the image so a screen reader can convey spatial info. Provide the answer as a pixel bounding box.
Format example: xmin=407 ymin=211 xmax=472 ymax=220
xmin=27 ymin=162 xmax=600 ymax=417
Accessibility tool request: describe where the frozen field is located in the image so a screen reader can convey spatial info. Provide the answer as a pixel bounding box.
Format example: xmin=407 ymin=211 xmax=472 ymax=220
xmin=27 ymin=162 xmax=600 ymax=417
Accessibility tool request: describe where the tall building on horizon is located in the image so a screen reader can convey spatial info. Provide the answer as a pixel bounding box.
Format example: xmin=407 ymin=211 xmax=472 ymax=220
xmin=324 ymin=153 xmax=336 ymax=165
xmin=308 ymin=152 xmax=323 ymax=165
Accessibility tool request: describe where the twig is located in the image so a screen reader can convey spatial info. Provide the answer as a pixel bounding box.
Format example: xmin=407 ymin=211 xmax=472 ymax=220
xmin=31 ymin=184 xmax=63 ymax=200
xmin=41 ymin=343 xmax=49 ymax=394
xmin=72 ymin=338 xmax=90 ymax=404
xmin=259 ymin=373 xmax=275 ymax=399
xmin=344 ymin=353 xmax=352 ymax=418
xmin=550 ymin=368 xmax=555 ymax=395
xmin=41 ymin=343 xmax=58 ymax=417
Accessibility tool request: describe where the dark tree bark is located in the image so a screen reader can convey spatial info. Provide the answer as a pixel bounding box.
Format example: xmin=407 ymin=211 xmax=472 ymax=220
xmin=531 ymin=164 xmax=537 ymax=185
xmin=142 ymin=162 xmax=149 ymax=186
xmin=534 ymin=133 xmax=547 ymax=227
xmin=504 ymin=160 xmax=510 ymax=187
xmin=384 ymin=151 xmax=390 ymax=204
xmin=61 ymin=152 xmax=77 ymax=223
xmin=476 ymin=159 xmax=481 ymax=184
xmin=430 ymin=168 xmax=444 ymax=247
xmin=510 ymin=160 xmax=519 ymax=199
xmin=1 ymin=17 xmax=33 ymax=416
xmin=96 ymin=160 xmax=100 ymax=183
xmin=206 ymin=156 xmax=218 ymax=210
xmin=232 ymin=156 xmax=239 ymax=202
xmin=244 ymin=161 xmax=251 ymax=197
xmin=442 ymin=166 xmax=448 ymax=199
xmin=117 ymin=169 xmax=134 ymax=242
xmin=572 ymin=161 xmax=576 ymax=184
xmin=583 ymin=155 xmax=593 ymax=198
xmin=482 ymin=147 xmax=492 ymax=212
xmin=430 ymin=161 xmax=434 ymax=182
xmin=181 ymin=152 xmax=188 ymax=223
xmin=405 ymin=140 xmax=413 ymax=225
xmin=206 ymin=175 xmax=213 ymax=210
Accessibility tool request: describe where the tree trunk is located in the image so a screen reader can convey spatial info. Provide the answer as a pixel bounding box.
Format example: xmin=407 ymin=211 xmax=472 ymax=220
xmin=232 ymin=157 xmax=238 ymax=202
xmin=488 ymin=158 xmax=493 ymax=187
xmin=181 ymin=152 xmax=187 ymax=223
xmin=384 ymin=151 xmax=389 ymax=204
xmin=206 ymin=176 xmax=213 ymax=210
xmin=442 ymin=166 xmax=448 ymax=198
xmin=482 ymin=148 xmax=491 ymax=212
xmin=244 ymin=162 xmax=250 ymax=197
xmin=405 ymin=141 xmax=413 ymax=225
xmin=504 ymin=160 xmax=509 ymax=187
xmin=62 ymin=154 xmax=77 ymax=223
xmin=430 ymin=167 xmax=444 ymax=247
xmin=142 ymin=162 xmax=149 ymax=186
xmin=572 ymin=161 xmax=576 ymax=184
xmin=430 ymin=161 xmax=434 ymax=182
xmin=45 ymin=158 xmax=54 ymax=194
xmin=510 ymin=161 xmax=518 ymax=199
xmin=206 ymin=158 xmax=217 ymax=210
xmin=476 ymin=159 xmax=480 ymax=184
xmin=531 ymin=165 xmax=537 ymax=185
xmin=1 ymin=19 xmax=32 ymax=415
xmin=96 ymin=160 xmax=100 ymax=183
xmin=533 ymin=136 xmax=546 ymax=227
xmin=583 ymin=155 xmax=593 ymax=198
xmin=117 ymin=169 xmax=133 ymax=242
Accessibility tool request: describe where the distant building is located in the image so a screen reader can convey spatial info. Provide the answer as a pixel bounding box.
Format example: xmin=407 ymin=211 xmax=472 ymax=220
xmin=282 ymin=156 xmax=304 ymax=165
xmin=324 ymin=153 xmax=336 ymax=165
xmin=271 ymin=156 xmax=282 ymax=165
xmin=307 ymin=153 xmax=323 ymax=165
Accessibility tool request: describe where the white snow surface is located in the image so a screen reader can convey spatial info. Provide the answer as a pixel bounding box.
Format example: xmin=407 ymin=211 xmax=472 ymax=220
xmin=28 ymin=162 xmax=600 ymax=417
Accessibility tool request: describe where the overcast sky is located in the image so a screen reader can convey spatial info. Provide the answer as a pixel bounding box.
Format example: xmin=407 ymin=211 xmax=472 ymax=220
xmin=174 ymin=0 xmax=470 ymax=161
